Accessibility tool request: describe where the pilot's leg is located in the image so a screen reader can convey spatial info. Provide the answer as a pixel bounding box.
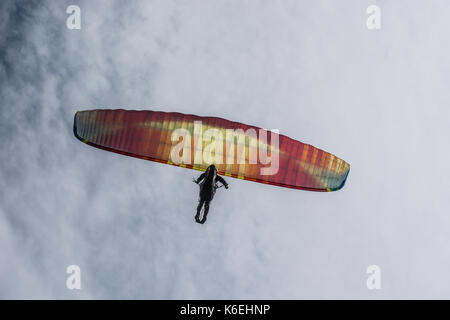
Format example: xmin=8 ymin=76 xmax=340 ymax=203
xmin=195 ymin=200 xmax=204 ymax=222
xmin=200 ymin=201 xmax=210 ymax=224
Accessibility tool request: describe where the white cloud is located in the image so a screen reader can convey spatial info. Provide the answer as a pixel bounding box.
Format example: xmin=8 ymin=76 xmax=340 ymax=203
xmin=1 ymin=0 xmax=450 ymax=299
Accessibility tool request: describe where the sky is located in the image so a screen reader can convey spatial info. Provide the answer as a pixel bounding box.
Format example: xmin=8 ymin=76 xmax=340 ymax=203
xmin=1 ymin=0 xmax=450 ymax=299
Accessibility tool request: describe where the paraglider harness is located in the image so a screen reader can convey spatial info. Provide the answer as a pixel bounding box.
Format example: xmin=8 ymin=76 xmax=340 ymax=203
xmin=192 ymin=178 xmax=225 ymax=200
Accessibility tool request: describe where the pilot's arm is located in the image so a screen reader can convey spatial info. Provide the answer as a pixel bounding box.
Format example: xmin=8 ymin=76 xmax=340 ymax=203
xmin=195 ymin=172 xmax=206 ymax=184
xmin=216 ymin=175 xmax=229 ymax=189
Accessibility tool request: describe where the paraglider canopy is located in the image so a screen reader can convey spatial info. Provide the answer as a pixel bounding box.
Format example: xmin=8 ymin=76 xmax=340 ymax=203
xmin=74 ymin=109 xmax=350 ymax=192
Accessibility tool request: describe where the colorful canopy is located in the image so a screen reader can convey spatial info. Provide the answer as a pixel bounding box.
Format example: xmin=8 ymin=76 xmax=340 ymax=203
xmin=73 ymin=109 xmax=350 ymax=191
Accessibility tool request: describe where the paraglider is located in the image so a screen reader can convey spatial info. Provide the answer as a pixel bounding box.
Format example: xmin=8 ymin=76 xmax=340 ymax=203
xmin=73 ymin=109 xmax=350 ymax=223
xmin=194 ymin=164 xmax=229 ymax=224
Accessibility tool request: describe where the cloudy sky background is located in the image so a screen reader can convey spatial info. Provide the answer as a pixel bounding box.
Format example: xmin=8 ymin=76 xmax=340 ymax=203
xmin=1 ymin=0 xmax=450 ymax=299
